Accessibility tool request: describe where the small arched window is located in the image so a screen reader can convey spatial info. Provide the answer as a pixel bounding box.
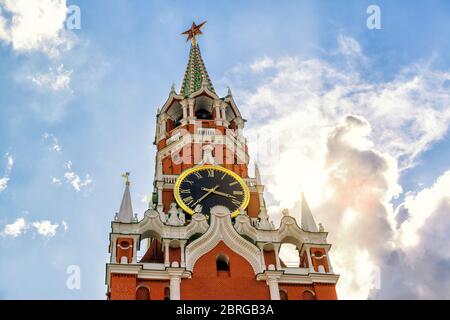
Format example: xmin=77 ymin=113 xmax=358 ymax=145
xmin=136 ymin=286 xmax=150 ymax=300
xmin=216 ymin=254 xmax=230 ymax=272
xmin=279 ymin=290 xmax=288 ymax=300
xmin=164 ymin=287 xmax=170 ymax=300
xmin=120 ymin=240 xmax=130 ymax=249
xmin=302 ymin=290 xmax=316 ymax=300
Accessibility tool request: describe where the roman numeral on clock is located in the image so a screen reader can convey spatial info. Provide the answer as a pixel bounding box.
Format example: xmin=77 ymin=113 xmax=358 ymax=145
xmin=229 ymin=181 xmax=238 ymax=187
xmin=231 ymin=199 xmax=241 ymax=207
xmin=233 ymin=191 xmax=243 ymax=195
xmin=183 ymin=196 xmax=195 ymax=206
xmin=206 ymin=169 xmax=214 ymax=177
xmin=193 ymin=172 xmax=203 ymax=179
xmin=180 ymin=189 xmax=191 ymax=194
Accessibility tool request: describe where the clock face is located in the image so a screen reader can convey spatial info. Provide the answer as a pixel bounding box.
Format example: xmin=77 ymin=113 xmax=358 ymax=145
xmin=174 ymin=165 xmax=250 ymax=218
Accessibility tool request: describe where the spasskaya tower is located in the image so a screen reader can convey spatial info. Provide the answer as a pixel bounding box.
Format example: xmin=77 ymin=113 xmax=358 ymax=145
xmin=105 ymin=21 xmax=339 ymax=300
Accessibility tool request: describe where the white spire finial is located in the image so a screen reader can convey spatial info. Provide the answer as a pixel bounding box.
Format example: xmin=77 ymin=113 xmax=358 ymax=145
xmin=117 ymin=173 xmax=134 ymax=223
xmin=301 ymin=192 xmax=318 ymax=232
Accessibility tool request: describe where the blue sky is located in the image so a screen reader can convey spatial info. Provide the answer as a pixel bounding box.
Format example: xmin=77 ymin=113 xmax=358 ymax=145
xmin=1 ymin=0 xmax=450 ymax=299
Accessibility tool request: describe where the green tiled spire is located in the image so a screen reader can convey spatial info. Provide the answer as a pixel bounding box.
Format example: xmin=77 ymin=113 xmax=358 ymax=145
xmin=180 ymin=43 xmax=215 ymax=97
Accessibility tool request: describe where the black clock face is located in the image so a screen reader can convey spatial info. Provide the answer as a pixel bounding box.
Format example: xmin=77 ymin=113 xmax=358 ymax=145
xmin=174 ymin=165 xmax=250 ymax=217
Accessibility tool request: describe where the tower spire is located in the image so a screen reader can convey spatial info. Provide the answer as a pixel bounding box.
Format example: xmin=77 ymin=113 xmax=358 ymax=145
xmin=117 ymin=172 xmax=133 ymax=223
xmin=301 ymin=192 xmax=318 ymax=232
xmin=180 ymin=21 xmax=215 ymax=97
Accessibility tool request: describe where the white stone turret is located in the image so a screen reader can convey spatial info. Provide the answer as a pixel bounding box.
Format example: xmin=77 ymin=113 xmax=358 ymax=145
xmin=301 ymin=192 xmax=318 ymax=232
xmin=117 ymin=173 xmax=134 ymax=223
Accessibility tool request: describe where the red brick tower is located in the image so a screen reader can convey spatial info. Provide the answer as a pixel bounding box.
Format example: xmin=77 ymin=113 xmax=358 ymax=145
xmin=105 ymin=22 xmax=339 ymax=300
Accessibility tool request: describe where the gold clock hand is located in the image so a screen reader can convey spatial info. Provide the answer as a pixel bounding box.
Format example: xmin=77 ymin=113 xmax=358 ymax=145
xmin=193 ymin=185 xmax=219 ymax=206
xmin=201 ymin=187 xmax=237 ymax=199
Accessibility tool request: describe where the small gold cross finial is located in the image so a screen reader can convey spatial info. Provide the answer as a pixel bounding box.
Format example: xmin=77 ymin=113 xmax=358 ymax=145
xmin=181 ymin=21 xmax=207 ymax=45
xmin=121 ymin=172 xmax=130 ymax=184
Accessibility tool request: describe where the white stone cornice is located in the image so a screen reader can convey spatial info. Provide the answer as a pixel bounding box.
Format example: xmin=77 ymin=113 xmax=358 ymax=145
xmin=111 ymin=209 xmax=209 ymax=242
xmin=105 ymin=263 xmax=192 ymax=287
xmin=256 ymin=271 xmax=339 ymax=285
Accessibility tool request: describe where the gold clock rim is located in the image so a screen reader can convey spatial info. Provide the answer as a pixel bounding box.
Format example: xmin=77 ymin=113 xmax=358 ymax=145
xmin=173 ymin=165 xmax=250 ymax=218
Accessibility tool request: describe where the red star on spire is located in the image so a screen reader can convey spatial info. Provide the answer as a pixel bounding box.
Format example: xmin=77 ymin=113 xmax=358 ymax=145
xmin=181 ymin=21 xmax=207 ymax=44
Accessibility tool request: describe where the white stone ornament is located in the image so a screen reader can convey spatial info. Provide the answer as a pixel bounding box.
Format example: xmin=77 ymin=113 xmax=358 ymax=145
xmin=178 ymin=208 xmax=185 ymax=224
xmin=199 ymin=144 xmax=215 ymax=165
xmin=194 ymin=204 xmax=203 ymax=214
xmin=319 ymin=223 xmax=324 ymax=232
xmin=256 ymin=208 xmax=273 ymax=230
xmin=167 ymin=203 xmax=184 ymax=226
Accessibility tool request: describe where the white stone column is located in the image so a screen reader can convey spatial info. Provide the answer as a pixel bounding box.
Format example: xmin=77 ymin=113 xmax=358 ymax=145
xmin=188 ymin=99 xmax=195 ymax=117
xmin=325 ymin=250 xmax=333 ymax=273
xmin=267 ymin=276 xmax=281 ymax=300
xmin=180 ymin=100 xmax=188 ymax=126
xmin=170 ymin=275 xmax=181 ymax=300
xmin=258 ymin=245 xmax=266 ymax=271
xmin=156 ymin=181 xmax=164 ymax=214
xmin=132 ymin=238 xmax=137 ymax=263
xmin=180 ymin=242 xmax=186 ymax=268
xmin=215 ymin=105 xmax=221 ymax=119
xmin=111 ymin=237 xmax=117 ymax=263
xmin=274 ymin=244 xmax=281 ymax=270
xmin=160 ymin=116 xmax=167 ymax=138
xmin=164 ymin=240 xmax=170 ymax=267
xmin=306 ymin=246 xmax=315 ymax=272
xmin=220 ymin=105 xmax=226 ymax=121
xmin=167 ymin=269 xmax=184 ymax=300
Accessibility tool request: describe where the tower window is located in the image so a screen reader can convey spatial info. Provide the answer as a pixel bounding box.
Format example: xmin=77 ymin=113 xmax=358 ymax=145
xmin=279 ymin=290 xmax=288 ymax=300
xmin=195 ymin=108 xmax=212 ymax=120
xmin=136 ymin=286 xmax=150 ymax=300
xmin=216 ymin=254 xmax=230 ymax=272
xmin=164 ymin=287 xmax=170 ymax=300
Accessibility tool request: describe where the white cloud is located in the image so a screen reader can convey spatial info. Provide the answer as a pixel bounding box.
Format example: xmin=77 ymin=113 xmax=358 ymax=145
xmin=28 ymin=64 xmax=73 ymax=92
xmin=0 ymin=153 xmax=14 ymax=192
xmin=51 ymin=177 xmax=62 ymax=185
xmin=62 ymin=161 xmax=92 ymax=192
xmin=0 ymin=177 xmax=9 ymax=192
xmin=1 ymin=218 xmax=28 ymax=237
xmin=338 ymin=34 xmax=362 ymax=56
xmin=61 ymin=220 xmax=68 ymax=232
xmin=43 ymin=132 xmax=62 ymax=152
xmin=0 ymin=0 xmax=75 ymax=57
xmin=64 ymin=171 xmax=92 ymax=192
xmin=250 ymin=56 xmax=274 ymax=72
xmin=1 ymin=218 xmax=63 ymax=238
xmin=228 ymin=35 xmax=450 ymax=299
xmin=49 ymin=160 xmax=91 ymax=191
xmin=398 ymin=170 xmax=450 ymax=247
xmin=32 ymin=220 xmax=58 ymax=237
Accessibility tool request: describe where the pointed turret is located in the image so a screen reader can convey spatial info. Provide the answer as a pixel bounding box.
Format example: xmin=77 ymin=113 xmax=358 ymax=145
xmin=301 ymin=192 xmax=318 ymax=232
xmin=117 ymin=173 xmax=134 ymax=223
xmin=255 ymin=163 xmax=262 ymax=185
xmin=180 ymin=21 xmax=215 ymax=97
